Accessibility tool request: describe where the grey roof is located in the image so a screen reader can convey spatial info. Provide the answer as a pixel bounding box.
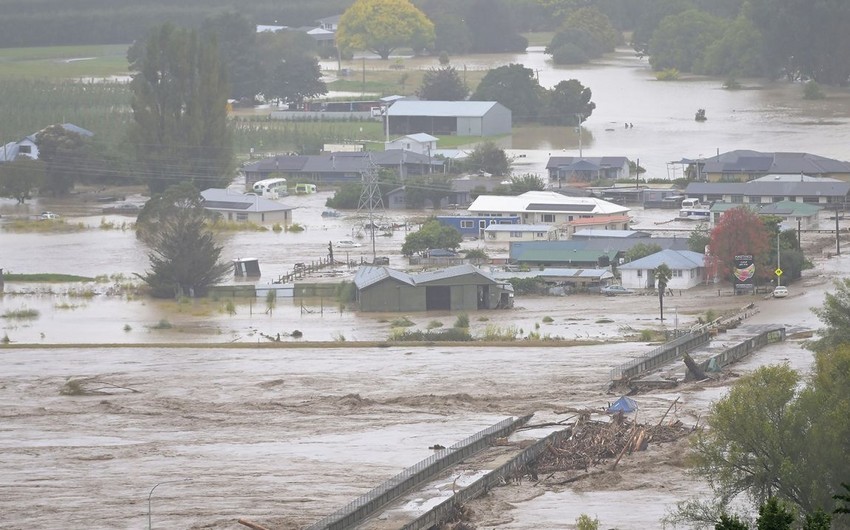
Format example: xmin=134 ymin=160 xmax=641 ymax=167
xmin=484 ymin=224 xmax=553 ymax=232
xmin=200 ymin=188 xmax=292 ymax=213
xmin=572 ymin=229 xmax=649 ymax=238
xmin=387 ymin=100 xmax=505 ymax=118
xmin=490 ymin=268 xmax=614 ymax=281
xmin=510 ymin=237 xmax=690 ymax=260
xmin=699 ymin=150 xmax=850 ymax=175
xmin=355 ymin=264 xmax=503 ymax=289
xmin=685 ymin=180 xmax=850 ymax=197
xmin=546 ymin=156 xmax=629 ymax=170
xmin=619 ymin=249 xmax=705 ymax=270
xmin=242 ymin=150 xmax=439 ymax=175
xmin=758 ymin=200 xmax=821 ymax=216
xmin=25 ymin=123 xmax=93 ymax=142
xmin=353 ymin=266 xmax=415 ymax=289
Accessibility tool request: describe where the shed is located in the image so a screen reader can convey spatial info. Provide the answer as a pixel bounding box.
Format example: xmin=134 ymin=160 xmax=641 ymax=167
xmin=354 ymin=264 xmax=513 ymax=312
xmin=385 ymin=133 xmax=438 ymax=156
xmin=386 ymin=100 xmax=512 ymax=137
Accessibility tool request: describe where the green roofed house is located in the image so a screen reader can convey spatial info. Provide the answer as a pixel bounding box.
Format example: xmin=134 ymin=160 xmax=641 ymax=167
xmin=353 ymin=264 xmax=513 ymax=312
xmin=710 ymin=201 xmax=821 ymax=230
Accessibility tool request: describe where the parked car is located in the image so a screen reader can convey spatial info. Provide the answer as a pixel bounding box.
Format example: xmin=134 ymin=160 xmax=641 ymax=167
xmin=601 ymin=284 xmax=632 ymax=296
xmin=335 ymin=239 xmax=363 ymax=248
xmin=773 ymin=286 xmax=789 ymax=298
xmin=40 ymin=211 xmax=59 ymax=220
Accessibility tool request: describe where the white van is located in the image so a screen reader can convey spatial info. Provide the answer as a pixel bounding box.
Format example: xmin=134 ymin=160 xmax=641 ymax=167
xmin=252 ymin=178 xmax=288 ymax=199
xmin=294 ymin=183 xmax=317 ymax=194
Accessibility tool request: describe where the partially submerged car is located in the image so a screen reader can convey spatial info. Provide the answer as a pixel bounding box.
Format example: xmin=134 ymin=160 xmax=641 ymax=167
xmin=773 ymin=286 xmax=789 ymax=298
xmin=601 ymin=284 xmax=632 ymax=296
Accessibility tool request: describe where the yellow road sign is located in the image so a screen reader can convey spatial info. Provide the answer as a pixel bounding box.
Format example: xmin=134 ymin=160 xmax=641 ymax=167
xmin=775 ymin=268 xmax=783 ymax=276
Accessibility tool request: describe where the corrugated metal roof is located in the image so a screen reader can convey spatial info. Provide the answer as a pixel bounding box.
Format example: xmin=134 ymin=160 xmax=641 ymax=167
xmin=686 ymin=180 xmax=850 ymax=197
xmin=759 ymin=200 xmax=821 ymax=216
xmin=387 ymin=100 xmax=501 ymax=117
xmin=546 ymin=156 xmax=629 ymax=170
xmin=490 ymin=268 xmax=614 ymax=281
xmin=619 ymin=249 xmax=705 ymax=270
xmin=700 ymin=150 xmax=850 ymax=175
xmin=200 ymin=188 xmax=292 ymax=213
xmin=413 ymin=264 xmax=498 ymax=284
xmin=353 ymin=266 xmax=415 ymax=289
xmin=484 ymin=224 xmax=553 ymax=232
xmin=572 ymin=229 xmax=645 ymax=238
xmin=468 ymin=191 xmax=629 ymax=216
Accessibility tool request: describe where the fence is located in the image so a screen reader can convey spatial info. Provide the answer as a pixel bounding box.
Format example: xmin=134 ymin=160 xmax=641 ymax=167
xmin=609 ymin=331 xmax=710 ymax=383
xmin=400 ymin=428 xmax=573 ymax=530
xmin=691 ymin=327 xmax=785 ymax=379
xmin=304 ymin=414 xmax=532 ymax=530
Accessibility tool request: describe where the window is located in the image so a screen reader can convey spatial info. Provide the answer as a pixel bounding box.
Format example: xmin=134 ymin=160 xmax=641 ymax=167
xmin=510 ymin=231 xmax=523 ymax=238
xmin=802 ymin=196 xmax=820 ymax=204
xmin=18 ymin=145 xmax=31 ymax=154
xmin=731 ymin=195 xmax=744 ymax=203
xmin=461 ymin=220 xmax=474 ymax=229
xmin=236 ymin=213 xmax=248 ymax=221
xmin=637 ymin=270 xmax=643 ymax=277
xmin=535 ymin=232 xmax=545 ymax=238
xmin=542 ymin=214 xmax=555 ymax=223
xmin=673 ymin=269 xmax=683 ymax=277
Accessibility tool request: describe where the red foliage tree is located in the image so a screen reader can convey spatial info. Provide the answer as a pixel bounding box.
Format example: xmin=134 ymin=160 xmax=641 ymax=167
xmin=708 ymin=207 xmax=772 ymax=284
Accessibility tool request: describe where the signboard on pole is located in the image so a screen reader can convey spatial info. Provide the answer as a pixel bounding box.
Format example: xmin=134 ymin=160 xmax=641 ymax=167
xmin=733 ymin=254 xmax=755 ymax=291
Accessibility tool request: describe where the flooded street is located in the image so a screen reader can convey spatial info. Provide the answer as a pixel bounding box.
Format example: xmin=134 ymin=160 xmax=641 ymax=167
xmin=2 ymin=45 xmax=850 ymax=529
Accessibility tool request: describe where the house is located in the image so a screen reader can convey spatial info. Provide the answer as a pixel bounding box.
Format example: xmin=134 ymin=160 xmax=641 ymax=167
xmin=709 ymin=201 xmax=822 ymax=230
xmin=563 ymin=214 xmax=632 ymax=238
xmin=483 ymin=224 xmax=557 ymax=243
xmin=685 ymin=150 xmax=850 ymax=182
xmin=619 ymin=249 xmax=706 ymax=290
xmin=353 ymin=264 xmax=513 ymax=312
xmin=385 ymin=133 xmax=438 ymax=156
xmin=315 ymin=14 xmax=341 ymax=31
xmin=684 ymin=179 xmax=850 ymax=207
xmin=0 ymin=123 xmax=93 ymax=162
xmin=572 ymin=229 xmax=651 ymax=240
xmin=467 ymin=190 xmax=629 ymax=225
xmin=200 ymin=188 xmax=292 ymax=224
xmin=546 ymin=156 xmax=630 ymax=183
xmin=386 ymin=100 xmax=512 ymax=137
xmin=489 ymin=268 xmax=614 ymax=292
xmin=241 ymin=150 xmax=442 ymax=189
xmin=437 ymin=215 xmax=521 ymax=238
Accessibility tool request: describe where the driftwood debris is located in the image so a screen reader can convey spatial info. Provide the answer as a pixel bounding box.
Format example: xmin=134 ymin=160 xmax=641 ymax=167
xmin=237 ymin=519 xmax=272 ymax=530
xmin=533 ymin=417 xmax=691 ymax=476
xmin=683 ymin=352 xmax=708 ymax=380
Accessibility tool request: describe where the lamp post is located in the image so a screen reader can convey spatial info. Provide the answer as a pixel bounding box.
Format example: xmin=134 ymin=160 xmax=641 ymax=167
xmin=148 ymin=478 xmax=191 ymax=530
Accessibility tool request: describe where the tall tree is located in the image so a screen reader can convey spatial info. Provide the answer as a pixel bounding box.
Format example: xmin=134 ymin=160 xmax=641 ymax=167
xmin=756 ymin=497 xmax=794 ymax=530
xmin=265 ymin=53 xmax=327 ymax=106
xmin=201 ymin=11 xmax=263 ymax=100
xmin=35 ymin=124 xmax=92 ymax=196
xmin=648 ymin=9 xmax=725 ymax=72
xmin=471 ymin=64 xmax=542 ymax=122
xmin=655 ymin=262 xmax=672 ymax=320
xmin=129 ymin=23 xmax=234 ymax=194
xmin=417 ymin=66 xmax=468 ymax=101
xmin=136 ymin=183 xmax=230 ymax=298
xmin=464 ymin=142 xmax=512 ymax=176
xmin=708 ymin=207 xmax=771 ymax=285
xmin=543 ymin=79 xmax=596 ymax=125
xmin=465 ymin=0 xmax=528 ymax=53
xmin=509 ymin=174 xmax=546 ymax=195
xmin=336 ymin=0 xmax=435 ymax=59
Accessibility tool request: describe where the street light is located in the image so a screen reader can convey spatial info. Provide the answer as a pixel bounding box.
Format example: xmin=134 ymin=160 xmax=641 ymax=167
xmin=148 ymin=478 xmax=192 ymax=530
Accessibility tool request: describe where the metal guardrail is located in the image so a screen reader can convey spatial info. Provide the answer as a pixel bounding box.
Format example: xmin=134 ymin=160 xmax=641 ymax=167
xmin=304 ymin=414 xmax=532 ymax=530
xmin=609 ymin=331 xmax=710 ymax=382
xmin=400 ymin=428 xmax=573 ymax=530
xmin=692 ymin=327 xmax=785 ymax=378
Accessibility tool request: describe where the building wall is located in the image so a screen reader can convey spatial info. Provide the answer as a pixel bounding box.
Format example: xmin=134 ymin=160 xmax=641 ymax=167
xmin=485 ymin=230 xmax=554 ymax=243
xmin=456 ymin=116 xmax=483 ymax=136
xmin=437 ymin=215 xmax=520 ymax=237
xmin=620 ymin=268 xmax=704 ymax=290
xmin=214 ymin=209 xmax=290 ymax=224
xmin=359 ymin=283 xmax=424 ymax=312
xmin=481 ymin=105 xmax=513 ymax=136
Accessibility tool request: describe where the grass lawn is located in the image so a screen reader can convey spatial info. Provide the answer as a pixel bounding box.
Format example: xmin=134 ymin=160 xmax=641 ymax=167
xmin=0 ymin=44 xmax=130 ymax=79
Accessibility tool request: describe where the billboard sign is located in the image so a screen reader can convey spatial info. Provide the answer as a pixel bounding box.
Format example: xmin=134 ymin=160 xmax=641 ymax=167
xmin=733 ymin=254 xmax=755 ymax=290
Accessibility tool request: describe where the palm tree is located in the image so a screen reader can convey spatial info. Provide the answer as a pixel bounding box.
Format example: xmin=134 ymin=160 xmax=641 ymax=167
xmin=655 ymin=263 xmax=672 ymax=321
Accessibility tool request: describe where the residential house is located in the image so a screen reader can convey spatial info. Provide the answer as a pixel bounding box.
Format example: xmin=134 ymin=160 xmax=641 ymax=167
xmin=354 ymin=264 xmax=513 ymax=312
xmin=685 ymin=178 xmax=850 ymax=207
xmin=572 ymin=229 xmax=651 ymax=240
xmin=709 ymin=201 xmax=821 ymax=230
xmin=437 ymin=215 xmax=521 ymax=238
xmin=386 ymin=100 xmax=512 ymax=137
xmin=483 ymin=224 xmax=557 ymax=243
xmin=241 ymin=150 xmax=441 ymax=189
xmin=510 ymin=237 xmax=690 ymax=269
xmin=385 ymin=133 xmax=438 ymax=156
xmin=546 ymin=156 xmax=630 ymax=183
xmin=685 ymin=150 xmax=850 ymax=182
xmin=201 ymin=188 xmax=292 ymax=224
xmin=619 ymin=249 xmax=706 ymax=290
xmin=0 ymin=123 xmax=93 ymax=162
xmin=563 ymin=214 xmax=632 ymax=238
xmin=468 ymin=190 xmax=630 ymax=226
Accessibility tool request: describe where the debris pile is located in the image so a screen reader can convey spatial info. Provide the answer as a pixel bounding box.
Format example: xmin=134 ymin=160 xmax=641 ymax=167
xmin=535 ymin=413 xmax=692 ymax=474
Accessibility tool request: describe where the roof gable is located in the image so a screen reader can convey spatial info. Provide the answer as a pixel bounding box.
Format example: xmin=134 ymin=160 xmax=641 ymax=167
xmin=619 ymin=249 xmax=705 ymax=270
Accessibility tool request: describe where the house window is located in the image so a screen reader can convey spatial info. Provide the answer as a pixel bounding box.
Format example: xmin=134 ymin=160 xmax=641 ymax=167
xmin=731 ymin=195 xmax=744 ymax=203
xmin=510 ymin=232 xmax=523 ymax=238
xmin=18 ymin=145 xmax=31 ymax=154
xmin=637 ymin=270 xmax=643 ymax=277
xmin=673 ymin=269 xmax=683 ymax=277
xmin=802 ymin=196 xmax=820 ymax=203
xmin=542 ymin=214 xmax=555 ymax=223
xmin=535 ymin=232 xmax=545 ymax=238
xmin=461 ymin=220 xmax=474 ymax=229
xmin=237 ymin=213 xmax=248 ymax=221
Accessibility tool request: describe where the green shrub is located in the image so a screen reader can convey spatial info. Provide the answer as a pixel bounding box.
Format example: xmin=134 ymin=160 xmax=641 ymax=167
xmin=542 ymin=316 xmax=554 ymax=323
xmin=803 ymin=80 xmax=825 ymax=100
xmin=426 ymin=320 xmax=444 ymax=330
xmin=389 ymin=328 xmax=473 ymax=341
xmin=656 ymin=68 xmax=680 ymax=81
xmin=2 ymin=308 xmax=40 ymax=319
xmin=576 ymin=514 xmax=600 ymax=530
xmin=454 ymin=312 xmax=469 ymax=329
xmin=481 ymin=324 xmax=519 ymax=341
xmin=640 ymin=329 xmax=654 ymax=341
xmin=390 ymin=316 xmax=415 ymax=328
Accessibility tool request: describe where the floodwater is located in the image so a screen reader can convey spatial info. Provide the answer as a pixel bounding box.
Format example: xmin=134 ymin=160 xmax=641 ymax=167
xmin=3 ymin=45 xmax=850 ymax=529
xmin=330 ymin=46 xmax=850 ymax=178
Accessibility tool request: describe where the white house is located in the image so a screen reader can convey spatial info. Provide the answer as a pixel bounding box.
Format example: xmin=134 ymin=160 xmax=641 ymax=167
xmin=619 ymin=249 xmax=706 ymax=290
xmin=0 ymin=123 xmax=93 ymax=162
xmin=385 ymin=133 xmax=438 ymax=156
xmin=483 ymin=224 xmax=556 ymax=243
xmin=201 ymin=188 xmax=292 ymax=224
xmin=468 ymin=190 xmax=630 ymax=225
